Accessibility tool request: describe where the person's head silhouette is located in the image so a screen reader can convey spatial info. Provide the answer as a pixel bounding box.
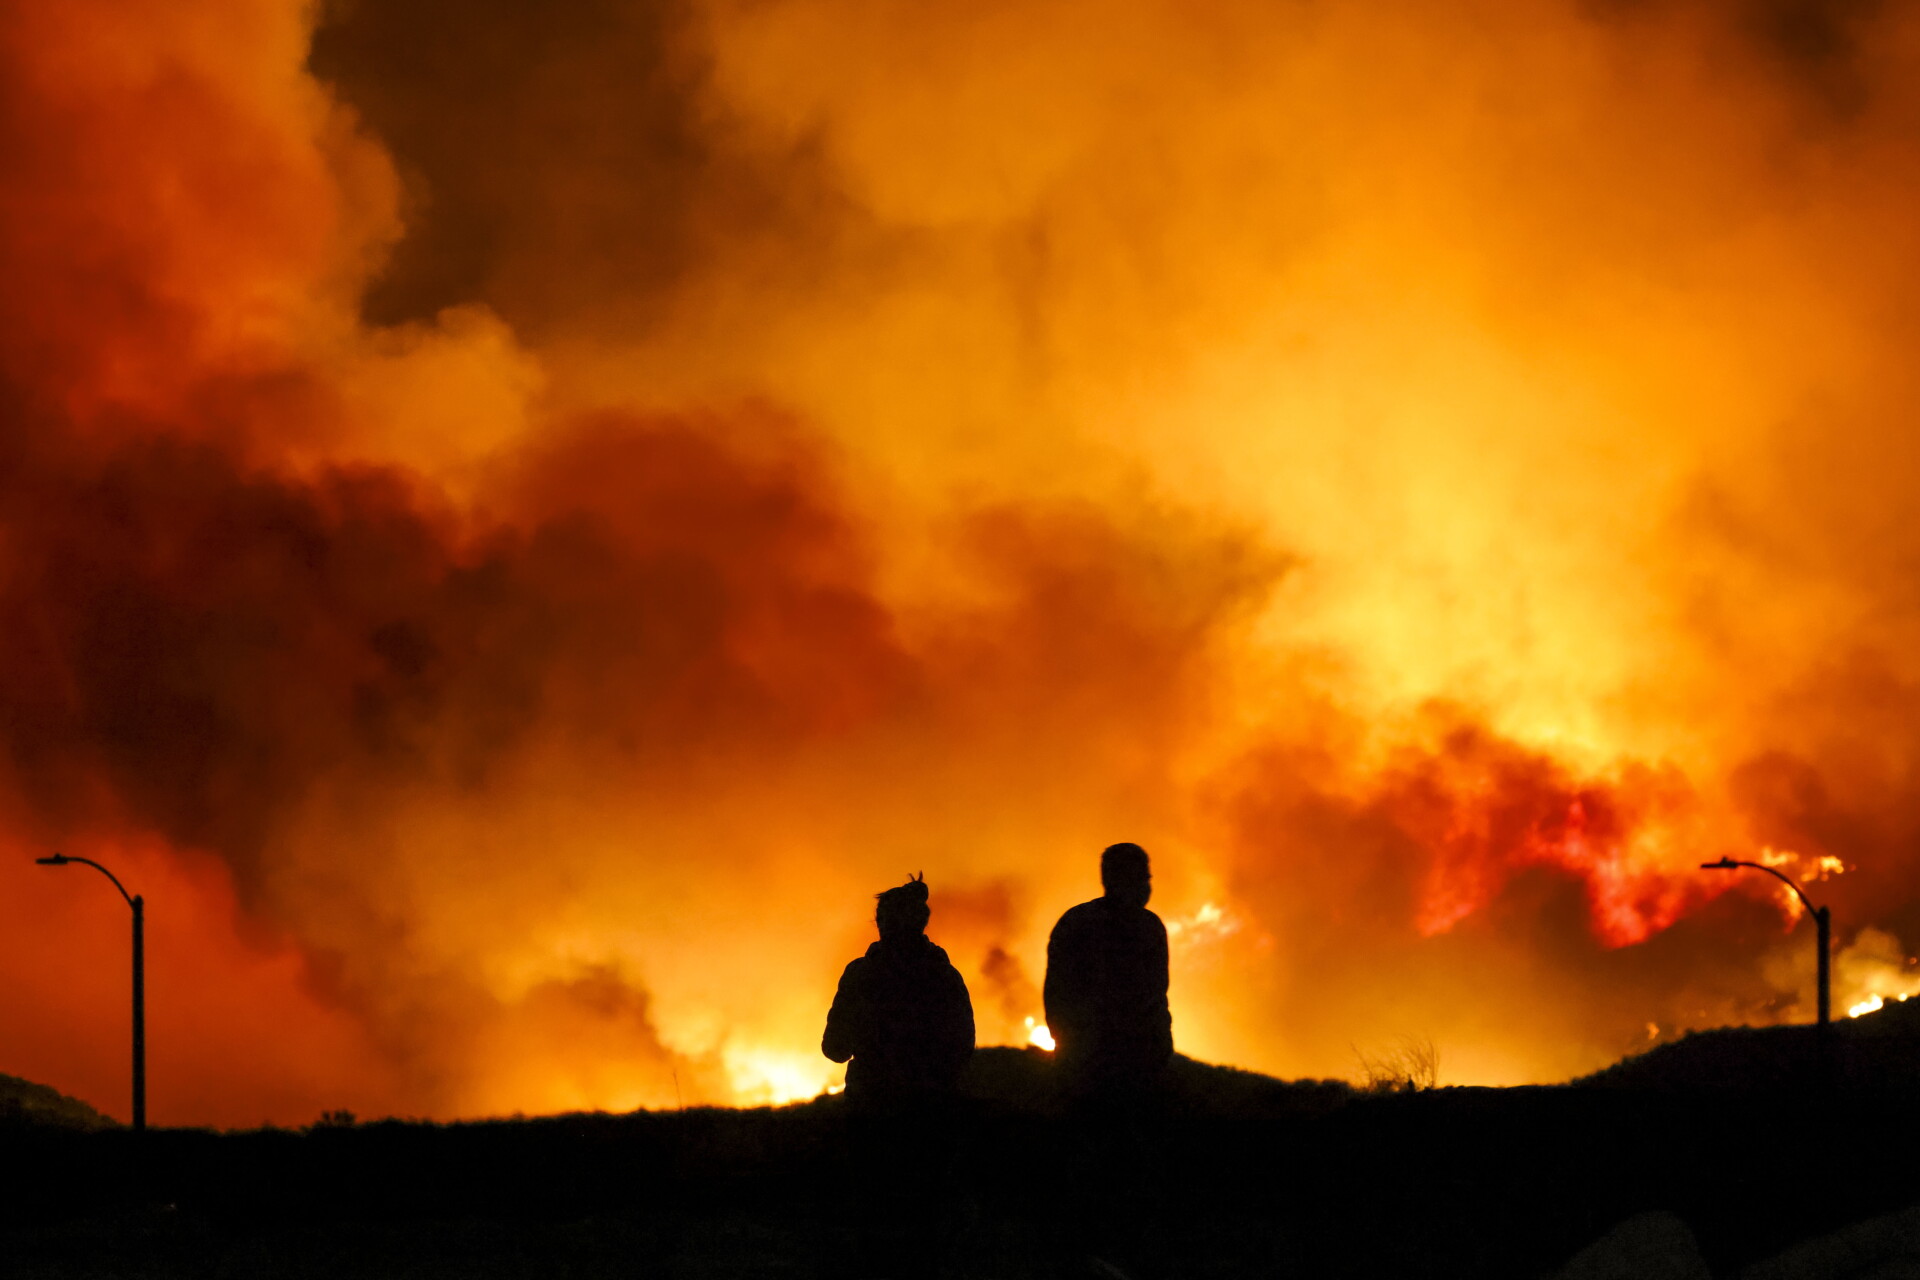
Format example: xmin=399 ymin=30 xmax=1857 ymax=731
xmin=1100 ymin=842 xmax=1152 ymax=909
xmin=875 ymin=873 xmax=931 ymax=942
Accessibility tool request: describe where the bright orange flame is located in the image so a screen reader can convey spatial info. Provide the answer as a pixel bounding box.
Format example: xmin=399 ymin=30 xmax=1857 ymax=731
xmin=724 ymin=1048 xmax=836 ymax=1107
xmin=1025 ymin=1017 xmax=1055 ymax=1052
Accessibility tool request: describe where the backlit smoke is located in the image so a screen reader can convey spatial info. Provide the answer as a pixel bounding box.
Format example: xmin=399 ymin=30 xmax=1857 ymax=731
xmin=8 ymin=0 xmax=1920 ymax=1123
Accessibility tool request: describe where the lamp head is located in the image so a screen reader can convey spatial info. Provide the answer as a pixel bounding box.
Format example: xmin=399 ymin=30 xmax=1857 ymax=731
xmin=1700 ymin=857 xmax=1737 ymax=870
xmin=35 ymin=853 xmax=69 ymax=866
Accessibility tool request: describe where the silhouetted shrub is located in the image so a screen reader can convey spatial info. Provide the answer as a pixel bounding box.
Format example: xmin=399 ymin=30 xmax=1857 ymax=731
xmin=1354 ymin=1035 xmax=1440 ymax=1093
xmin=0 ymin=1073 xmax=117 ymax=1130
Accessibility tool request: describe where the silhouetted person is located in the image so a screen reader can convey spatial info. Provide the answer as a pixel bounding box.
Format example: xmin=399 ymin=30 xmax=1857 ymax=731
xmin=823 ymin=873 xmax=975 ymax=1108
xmin=1044 ymin=842 xmax=1175 ymax=1278
xmin=821 ymin=875 xmax=975 ymax=1278
xmin=1044 ymin=842 xmax=1173 ymax=1100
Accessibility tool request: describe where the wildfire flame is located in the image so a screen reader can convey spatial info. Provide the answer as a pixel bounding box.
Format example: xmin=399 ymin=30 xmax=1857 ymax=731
xmin=724 ymin=1049 xmax=835 ymax=1107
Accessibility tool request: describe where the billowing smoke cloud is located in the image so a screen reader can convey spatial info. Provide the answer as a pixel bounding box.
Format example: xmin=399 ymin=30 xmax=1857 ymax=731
xmin=10 ymin=0 xmax=1920 ymax=1124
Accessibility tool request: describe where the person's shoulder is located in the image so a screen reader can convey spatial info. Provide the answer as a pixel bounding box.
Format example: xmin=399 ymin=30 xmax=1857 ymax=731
xmin=838 ymin=953 xmax=872 ymax=982
xmin=1050 ymin=898 xmax=1103 ymax=934
xmin=927 ymin=942 xmax=969 ymax=981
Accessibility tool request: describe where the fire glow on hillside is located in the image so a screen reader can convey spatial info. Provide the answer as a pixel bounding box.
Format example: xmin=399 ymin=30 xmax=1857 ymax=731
xmin=9 ymin=0 xmax=1920 ymax=1126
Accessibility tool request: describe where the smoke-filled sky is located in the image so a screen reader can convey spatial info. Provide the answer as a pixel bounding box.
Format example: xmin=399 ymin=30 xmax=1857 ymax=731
xmin=9 ymin=0 xmax=1920 ymax=1125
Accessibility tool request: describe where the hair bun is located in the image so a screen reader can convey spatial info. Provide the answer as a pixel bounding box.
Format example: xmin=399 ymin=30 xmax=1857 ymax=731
xmin=876 ymin=871 xmax=929 ymax=908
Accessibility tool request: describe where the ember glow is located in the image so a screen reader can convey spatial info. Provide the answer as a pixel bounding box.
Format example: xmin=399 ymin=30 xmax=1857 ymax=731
xmin=10 ymin=0 xmax=1920 ymax=1125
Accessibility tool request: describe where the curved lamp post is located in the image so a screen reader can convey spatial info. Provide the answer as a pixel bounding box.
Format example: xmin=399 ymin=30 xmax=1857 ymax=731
xmin=37 ymin=853 xmax=144 ymax=1131
xmin=1701 ymin=856 xmax=1830 ymax=1029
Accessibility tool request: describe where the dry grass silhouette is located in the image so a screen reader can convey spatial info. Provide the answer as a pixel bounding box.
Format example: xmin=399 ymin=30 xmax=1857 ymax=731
xmin=1354 ymin=1035 xmax=1440 ymax=1093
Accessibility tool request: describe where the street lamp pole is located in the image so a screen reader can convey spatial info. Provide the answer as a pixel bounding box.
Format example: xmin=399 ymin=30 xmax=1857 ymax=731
xmin=1701 ymin=856 xmax=1830 ymax=1028
xmin=36 ymin=853 xmax=145 ymax=1131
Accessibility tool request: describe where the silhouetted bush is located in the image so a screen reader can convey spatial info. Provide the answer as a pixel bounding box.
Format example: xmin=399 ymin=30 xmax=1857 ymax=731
xmin=0 ymin=1072 xmax=117 ymax=1130
xmin=1354 ymin=1035 xmax=1440 ymax=1093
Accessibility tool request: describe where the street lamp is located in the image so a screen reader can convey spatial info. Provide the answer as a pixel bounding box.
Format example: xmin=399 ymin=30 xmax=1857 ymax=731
xmin=37 ymin=853 xmax=144 ymax=1131
xmin=1701 ymin=856 xmax=1830 ymax=1028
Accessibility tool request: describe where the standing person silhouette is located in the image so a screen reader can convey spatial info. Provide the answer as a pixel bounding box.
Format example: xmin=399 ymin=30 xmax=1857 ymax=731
xmin=1044 ymin=842 xmax=1173 ymax=1100
xmin=823 ymin=873 xmax=975 ymax=1108
xmin=820 ymin=875 xmax=974 ymax=1280
xmin=1043 ymin=842 xmax=1174 ymax=1278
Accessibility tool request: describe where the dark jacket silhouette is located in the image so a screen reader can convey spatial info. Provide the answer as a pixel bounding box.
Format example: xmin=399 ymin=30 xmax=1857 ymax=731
xmin=823 ymin=877 xmax=974 ymax=1106
xmin=1044 ymin=843 xmax=1173 ymax=1091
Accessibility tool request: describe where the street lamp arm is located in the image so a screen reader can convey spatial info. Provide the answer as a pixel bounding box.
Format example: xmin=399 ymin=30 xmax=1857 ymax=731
xmin=37 ymin=854 xmax=136 ymax=909
xmin=33 ymin=850 xmax=147 ymax=1131
xmin=1700 ymin=858 xmax=1819 ymax=920
xmin=1700 ymin=856 xmax=1832 ymax=1032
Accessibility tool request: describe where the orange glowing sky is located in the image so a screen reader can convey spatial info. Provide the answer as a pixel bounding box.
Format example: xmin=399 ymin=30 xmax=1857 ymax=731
xmin=8 ymin=0 xmax=1920 ymax=1126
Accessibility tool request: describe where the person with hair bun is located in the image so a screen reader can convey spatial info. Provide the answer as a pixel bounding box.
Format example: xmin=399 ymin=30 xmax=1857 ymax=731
xmin=822 ymin=873 xmax=975 ymax=1108
xmin=821 ymin=876 xmax=974 ymax=1277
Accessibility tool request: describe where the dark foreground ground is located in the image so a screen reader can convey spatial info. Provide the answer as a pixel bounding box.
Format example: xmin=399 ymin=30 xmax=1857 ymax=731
xmin=8 ymin=1021 xmax=1920 ymax=1280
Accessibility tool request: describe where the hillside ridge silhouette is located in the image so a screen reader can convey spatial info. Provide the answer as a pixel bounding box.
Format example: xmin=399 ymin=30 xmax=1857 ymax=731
xmin=1579 ymin=997 xmax=1920 ymax=1091
xmin=11 ymin=1032 xmax=1920 ymax=1278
